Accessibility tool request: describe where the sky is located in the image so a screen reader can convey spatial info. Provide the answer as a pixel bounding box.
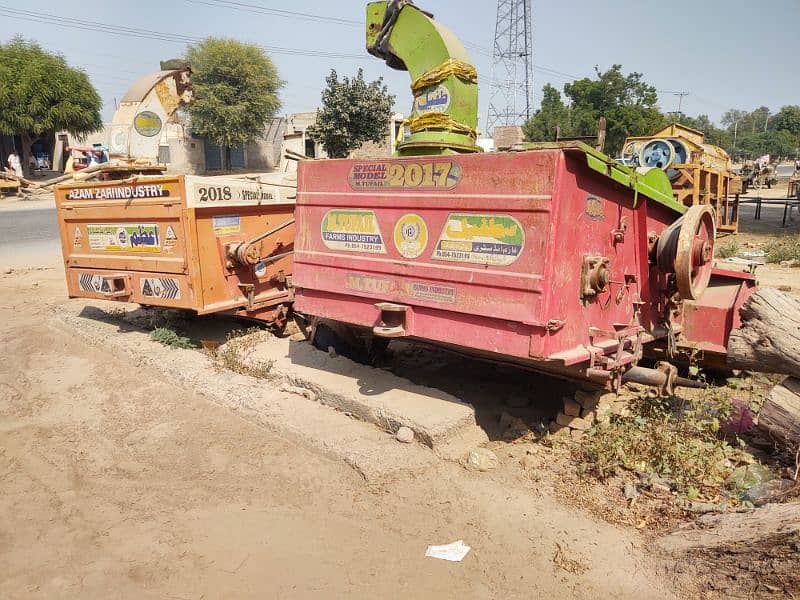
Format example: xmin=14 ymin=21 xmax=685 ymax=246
xmin=1 ymin=0 xmax=798 ymax=132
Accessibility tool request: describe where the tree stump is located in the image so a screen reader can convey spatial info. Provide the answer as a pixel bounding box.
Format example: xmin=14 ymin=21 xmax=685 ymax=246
xmin=727 ymin=288 xmax=800 ymax=376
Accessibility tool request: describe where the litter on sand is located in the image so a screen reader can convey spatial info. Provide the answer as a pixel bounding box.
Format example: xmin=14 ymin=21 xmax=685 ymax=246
xmin=425 ymin=540 xmax=471 ymax=562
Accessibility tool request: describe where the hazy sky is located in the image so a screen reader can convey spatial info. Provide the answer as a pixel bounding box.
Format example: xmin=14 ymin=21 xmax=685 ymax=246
xmin=1 ymin=0 xmax=798 ymax=131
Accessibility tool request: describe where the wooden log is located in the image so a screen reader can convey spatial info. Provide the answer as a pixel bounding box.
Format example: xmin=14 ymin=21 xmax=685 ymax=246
xmin=31 ymin=163 xmax=109 ymax=189
xmin=727 ymin=288 xmax=800 ymax=377
xmin=756 ymin=377 xmax=800 ymax=453
xmin=657 ymin=502 xmax=800 ymax=597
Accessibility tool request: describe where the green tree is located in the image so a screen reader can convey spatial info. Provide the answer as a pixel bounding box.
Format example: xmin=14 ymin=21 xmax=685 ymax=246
xmin=307 ymin=69 xmax=395 ymax=158
xmin=0 ymin=37 xmax=102 ymax=168
xmin=523 ymin=65 xmax=665 ymax=155
xmin=185 ymin=38 xmax=283 ymax=170
xmin=672 ymin=113 xmax=732 ymax=150
xmin=522 ymin=84 xmax=570 ymax=142
xmin=563 ymin=65 xmax=665 ymax=155
xmin=770 ymin=105 xmax=800 ymax=136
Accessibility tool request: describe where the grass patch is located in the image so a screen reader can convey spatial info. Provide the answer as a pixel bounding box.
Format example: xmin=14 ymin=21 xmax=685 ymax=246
xmin=150 ymin=327 xmax=197 ymax=349
xmin=574 ymin=385 xmax=763 ymax=499
xmin=212 ymin=327 xmax=274 ymax=379
xmin=764 ymin=236 xmax=800 ymax=264
xmin=716 ymin=239 xmax=740 ymax=259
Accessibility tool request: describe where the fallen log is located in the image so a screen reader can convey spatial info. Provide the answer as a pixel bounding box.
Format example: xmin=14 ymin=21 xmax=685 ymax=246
xmin=756 ymin=377 xmax=800 ymax=456
xmin=31 ymin=163 xmax=109 ymax=189
xmin=657 ymin=502 xmax=800 ymax=598
xmin=2 ymin=168 xmax=33 ymax=187
xmin=727 ymin=288 xmax=800 ymax=377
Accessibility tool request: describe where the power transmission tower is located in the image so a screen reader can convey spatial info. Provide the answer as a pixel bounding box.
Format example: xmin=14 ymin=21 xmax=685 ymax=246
xmin=485 ymin=0 xmax=534 ymax=135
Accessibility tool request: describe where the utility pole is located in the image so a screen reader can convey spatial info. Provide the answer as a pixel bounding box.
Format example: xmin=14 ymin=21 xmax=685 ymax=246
xmin=660 ymin=90 xmax=689 ymax=115
xmin=485 ymin=0 xmax=534 ymax=135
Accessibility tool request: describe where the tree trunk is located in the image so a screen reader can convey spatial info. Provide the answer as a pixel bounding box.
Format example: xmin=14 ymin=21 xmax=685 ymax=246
xmin=757 ymin=377 xmax=800 ymax=453
xmin=224 ymin=146 xmax=231 ymax=171
xmin=657 ymin=502 xmax=800 ymax=597
xmin=727 ymin=288 xmax=800 ymax=376
xmin=20 ymin=133 xmax=33 ymax=178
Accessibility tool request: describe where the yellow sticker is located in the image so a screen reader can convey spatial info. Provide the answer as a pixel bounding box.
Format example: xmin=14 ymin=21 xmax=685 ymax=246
xmin=393 ymin=213 xmax=428 ymax=259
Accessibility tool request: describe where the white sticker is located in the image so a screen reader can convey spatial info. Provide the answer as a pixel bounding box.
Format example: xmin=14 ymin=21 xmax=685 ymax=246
xmin=140 ymin=277 xmax=180 ymax=300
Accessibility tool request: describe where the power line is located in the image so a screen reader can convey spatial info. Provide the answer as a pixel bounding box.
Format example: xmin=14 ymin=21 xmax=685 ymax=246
xmin=0 ymin=5 xmax=365 ymax=59
xmin=184 ymin=0 xmax=361 ymax=26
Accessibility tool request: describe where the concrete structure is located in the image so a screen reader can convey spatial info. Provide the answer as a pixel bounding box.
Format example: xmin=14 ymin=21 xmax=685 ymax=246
xmin=280 ymin=112 xmax=406 ymax=172
xmin=53 ymin=110 xmax=404 ymax=176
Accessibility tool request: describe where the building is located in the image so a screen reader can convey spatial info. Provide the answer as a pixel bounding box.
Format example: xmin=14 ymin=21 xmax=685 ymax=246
xmin=53 ymin=110 xmax=405 ymax=176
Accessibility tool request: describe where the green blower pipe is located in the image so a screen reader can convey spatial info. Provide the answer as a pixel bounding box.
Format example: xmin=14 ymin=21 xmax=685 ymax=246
xmin=366 ymin=0 xmax=481 ymax=156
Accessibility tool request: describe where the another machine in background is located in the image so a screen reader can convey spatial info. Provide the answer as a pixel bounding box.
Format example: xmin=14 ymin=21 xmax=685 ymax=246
xmin=55 ymin=173 xmax=297 ymax=327
xmin=621 ymin=123 xmax=742 ymax=233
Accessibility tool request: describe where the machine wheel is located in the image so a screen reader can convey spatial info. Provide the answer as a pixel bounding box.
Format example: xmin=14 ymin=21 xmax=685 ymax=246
xmin=639 ymin=138 xmax=675 ymax=170
xmin=674 ymin=205 xmax=716 ymax=300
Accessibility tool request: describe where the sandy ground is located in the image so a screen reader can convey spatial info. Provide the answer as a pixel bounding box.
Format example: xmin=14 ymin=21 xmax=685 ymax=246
xmin=1 ymin=182 xmax=797 ymax=598
xmin=0 ymin=255 xmax=683 ymax=598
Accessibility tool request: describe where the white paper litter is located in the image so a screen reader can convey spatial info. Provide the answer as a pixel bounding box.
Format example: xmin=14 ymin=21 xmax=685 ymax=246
xmin=425 ymin=540 xmax=471 ymax=562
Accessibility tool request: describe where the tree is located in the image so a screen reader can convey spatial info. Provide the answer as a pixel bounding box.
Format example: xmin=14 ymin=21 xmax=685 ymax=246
xmin=523 ymin=65 xmax=665 ymax=155
xmin=673 ymin=113 xmax=732 ymax=150
xmin=307 ymin=69 xmax=395 ymax=158
xmin=564 ymin=65 xmax=665 ymax=155
xmin=771 ymin=105 xmax=800 ymax=136
xmin=522 ymin=84 xmax=570 ymax=142
xmin=185 ymin=38 xmax=283 ymax=170
xmin=0 ymin=37 xmax=102 ymax=168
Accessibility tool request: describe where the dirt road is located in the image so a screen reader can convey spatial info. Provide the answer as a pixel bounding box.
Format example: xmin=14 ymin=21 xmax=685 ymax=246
xmin=0 ymin=249 xmax=678 ymax=596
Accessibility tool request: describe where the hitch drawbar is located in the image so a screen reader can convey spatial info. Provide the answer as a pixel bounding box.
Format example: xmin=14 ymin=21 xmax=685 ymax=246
xmin=622 ymin=362 xmax=707 ymax=396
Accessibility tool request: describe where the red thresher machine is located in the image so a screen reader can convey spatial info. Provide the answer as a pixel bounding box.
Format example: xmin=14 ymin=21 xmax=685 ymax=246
xmin=291 ymin=0 xmax=756 ymax=394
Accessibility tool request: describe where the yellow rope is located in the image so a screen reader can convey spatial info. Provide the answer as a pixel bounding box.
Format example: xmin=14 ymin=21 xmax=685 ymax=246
xmin=410 ymin=58 xmax=477 ymax=95
xmin=407 ymin=112 xmax=477 ymax=141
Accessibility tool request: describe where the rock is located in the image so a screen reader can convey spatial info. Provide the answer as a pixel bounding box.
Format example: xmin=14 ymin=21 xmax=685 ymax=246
xmin=556 ymin=412 xmax=590 ymax=430
xmin=563 ymin=397 xmax=581 ymax=416
xmin=395 ymin=426 xmax=414 ymax=444
xmin=581 ymin=408 xmax=596 ymax=423
xmin=464 ymin=448 xmax=498 ymax=472
xmin=570 ymin=428 xmax=584 ymax=440
xmin=549 ymin=421 xmax=565 ymax=434
xmin=505 ymin=394 xmax=530 ymax=408
xmin=778 ymin=285 xmax=793 ymax=292
xmin=520 ymin=453 xmax=539 ymax=471
xmin=688 ymin=501 xmax=724 ymax=514
xmin=327 ymin=345 xmax=337 ymax=357
xmin=2 ymin=267 xmax=12 ymax=275
xmin=597 ymin=392 xmax=616 ymax=408
xmin=726 ymin=463 xmax=775 ymax=492
xmin=624 ymin=383 xmax=645 ymax=393
xmin=574 ymin=390 xmax=600 ymax=409
xmin=498 ymin=412 xmax=530 ymax=439
xmin=624 ymin=483 xmax=639 ymax=501
xmin=744 ymin=479 xmax=796 ymax=506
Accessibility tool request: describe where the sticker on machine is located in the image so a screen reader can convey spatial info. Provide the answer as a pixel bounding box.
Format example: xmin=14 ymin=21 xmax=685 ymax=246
xmin=87 ymin=223 xmax=161 ymax=252
xmin=140 ymin=277 xmax=180 ymax=300
xmin=393 ymin=213 xmax=428 ymax=259
xmin=348 ymin=161 xmax=461 ymax=190
xmin=212 ymin=214 xmax=241 ymax=235
xmin=73 ymin=226 xmax=82 ymax=248
xmin=402 ymin=281 xmax=456 ymax=304
xmin=78 ymin=273 xmax=109 ymax=293
xmin=432 ymin=213 xmax=524 ymax=266
xmin=321 ymin=210 xmax=386 ymax=254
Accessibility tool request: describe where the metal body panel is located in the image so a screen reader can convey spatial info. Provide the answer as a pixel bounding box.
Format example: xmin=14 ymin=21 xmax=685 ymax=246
xmin=293 ymin=149 xmax=674 ymax=369
xmin=55 ymin=175 xmax=295 ymax=318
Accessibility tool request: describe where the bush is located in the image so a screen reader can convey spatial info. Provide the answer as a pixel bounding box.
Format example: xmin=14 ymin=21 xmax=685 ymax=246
xmin=575 ymin=387 xmax=759 ymax=497
xmin=716 ymin=240 xmax=740 ymax=259
xmin=764 ymin=237 xmax=800 ymax=264
xmin=151 ymin=327 xmax=197 ymax=349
